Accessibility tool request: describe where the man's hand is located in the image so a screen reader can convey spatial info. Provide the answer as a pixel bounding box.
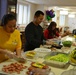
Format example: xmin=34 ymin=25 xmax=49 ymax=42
xmin=46 ymin=40 xmax=54 ymax=45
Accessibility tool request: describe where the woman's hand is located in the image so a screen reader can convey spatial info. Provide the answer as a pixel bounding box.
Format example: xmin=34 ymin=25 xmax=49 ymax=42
xmin=0 ymin=49 xmax=17 ymax=58
xmin=5 ymin=50 xmax=17 ymax=58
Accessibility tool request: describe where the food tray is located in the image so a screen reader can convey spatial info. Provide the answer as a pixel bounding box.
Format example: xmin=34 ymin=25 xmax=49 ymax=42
xmin=22 ymin=51 xmax=38 ymax=62
xmin=34 ymin=48 xmax=51 ymax=53
xmin=24 ymin=51 xmax=36 ymax=58
xmin=43 ymin=52 xmax=70 ymax=68
xmin=0 ymin=59 xmax=54 ymax=75
xmin=34 ymin=48 xmax=51 ymax=57
xmin=0 ymin=60 xmax=31 ymax=75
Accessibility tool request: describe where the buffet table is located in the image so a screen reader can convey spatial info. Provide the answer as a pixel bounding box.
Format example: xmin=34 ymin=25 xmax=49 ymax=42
xmin=33 ymin=50 xmax=75 ymax=75
xmin=0 ymin=53 xmax=75 ymax=75
xmin=0 ymin=36 xmax=76 ymax=75
xmin=26 ymin=56 xmax=75 ymax=75
xmin=33 ymin=35 xmax=76 ymax=75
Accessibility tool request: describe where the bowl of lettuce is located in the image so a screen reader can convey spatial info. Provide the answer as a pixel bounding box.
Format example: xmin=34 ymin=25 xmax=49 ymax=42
xmin=62 ymin=41 xmax=72 ymax=47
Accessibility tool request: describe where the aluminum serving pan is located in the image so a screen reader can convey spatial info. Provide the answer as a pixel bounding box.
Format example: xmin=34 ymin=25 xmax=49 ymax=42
xmin=43 ymin=52 xmax=70 ymax=68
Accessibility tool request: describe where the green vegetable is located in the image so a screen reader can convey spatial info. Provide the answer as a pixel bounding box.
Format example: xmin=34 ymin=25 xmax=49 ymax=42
xmin=62 ymin=41 xmax=72 ymax=47
xmin=45 ymin=54 xmax=69 ymax=63
xmin=70 ymin=49 xmax=76 ymax=59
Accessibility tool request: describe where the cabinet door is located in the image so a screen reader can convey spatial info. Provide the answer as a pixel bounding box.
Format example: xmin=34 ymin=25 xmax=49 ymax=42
xmin=8 ymin=0 xmax=17 ymax=16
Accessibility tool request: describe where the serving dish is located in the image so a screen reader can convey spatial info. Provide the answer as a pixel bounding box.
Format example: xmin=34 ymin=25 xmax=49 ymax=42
xmin=62 ymin=41 xmax=72 ymax=47
xmin=34 ymin=48 xmax=51 ymax=52
xmin=34 ymin=48 xmax=51 ymax=57
xmin=24 ymin=51 xmax=36 ymax=59
xmin=0 ymin=60 xmax=31 ymax=75
xmin=0 ymin=60 xmax=54 ymax=75
xmin=22 ymin=51 xmax=38 ymax=62
xmin=43 ymin=52 xmax=70 ymax=68
xmin=27 ymin=62 xmax=55 ymax=75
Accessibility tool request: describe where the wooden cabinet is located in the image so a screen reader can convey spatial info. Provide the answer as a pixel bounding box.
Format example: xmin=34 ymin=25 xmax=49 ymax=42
xmin=0 ymin=0 xmax=17 ymax=20
xmin=8 ymin=0 xmax=17 ymax=16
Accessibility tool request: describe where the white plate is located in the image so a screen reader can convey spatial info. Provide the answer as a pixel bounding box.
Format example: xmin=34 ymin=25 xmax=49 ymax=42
xmin=34 ymin=48 xmax=51 ymax=58
xmin=34 ymin=48 xmax=51 ymax=52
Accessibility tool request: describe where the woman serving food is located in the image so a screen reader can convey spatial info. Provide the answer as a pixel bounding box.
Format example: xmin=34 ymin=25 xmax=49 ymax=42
xmin=0 ymin=14 xmax=22 ymax=62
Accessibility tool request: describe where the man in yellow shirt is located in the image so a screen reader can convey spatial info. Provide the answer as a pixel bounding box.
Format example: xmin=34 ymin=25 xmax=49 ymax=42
xmin=0 ymin=14 xmax=22 ymax=62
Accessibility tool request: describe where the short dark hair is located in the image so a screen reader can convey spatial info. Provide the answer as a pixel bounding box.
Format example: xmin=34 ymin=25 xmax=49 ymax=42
xmin=1 ymin=14 xmax=16 ymax=26
xmin=34 ymin=10 xmax=44 ymax=17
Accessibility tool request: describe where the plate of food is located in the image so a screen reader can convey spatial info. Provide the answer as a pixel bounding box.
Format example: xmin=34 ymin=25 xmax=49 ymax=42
xmin=24 ymin=51 xmax=36 ymax=59
xmin=26 ymin=62 xmax=55 ymax=75
xmin=0 ymin=61 xmax=28 ymax=75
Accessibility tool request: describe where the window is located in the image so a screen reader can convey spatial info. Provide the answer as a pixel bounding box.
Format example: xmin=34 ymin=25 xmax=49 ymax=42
xmin=59 ymin=15 xmax=65 ymax=26
xmin=52 ymin=12 xmax=56 ymax=22
xmin=17 ymin=4 xmax=30 ymax=26
xmin=52 ymin=16 xmax=56 ymax=22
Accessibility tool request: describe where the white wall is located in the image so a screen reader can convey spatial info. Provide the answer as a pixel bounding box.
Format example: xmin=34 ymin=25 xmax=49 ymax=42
xmin=17 ymin=1 xmax=76 ymax=32
xmin=29 ymin=4 xmax=37 ymax=21
xmin=36 ymin=5 xmax=76 ymax=32
xmin=17 ymin=0 xmax=37 ymax=23
xmin=68 ymin=18 xmax=76 ymax=32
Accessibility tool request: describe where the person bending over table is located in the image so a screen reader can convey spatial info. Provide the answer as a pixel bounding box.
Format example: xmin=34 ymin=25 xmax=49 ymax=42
xmin=44 ymin=21 xmax=71 ymax=39
xmin=0 ymin=14 xmax=22 ymax=62
xmin=24 ymin=10 xmax=52 ymax=52
xmin=44 ymin=21 xmax=59 ymax=39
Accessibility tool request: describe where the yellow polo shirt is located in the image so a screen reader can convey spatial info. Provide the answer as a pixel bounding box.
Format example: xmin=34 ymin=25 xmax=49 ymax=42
xmin=0 ymin=26 xmax=22 ymax=62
